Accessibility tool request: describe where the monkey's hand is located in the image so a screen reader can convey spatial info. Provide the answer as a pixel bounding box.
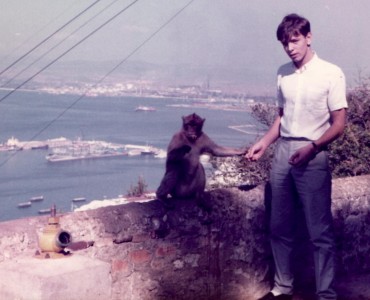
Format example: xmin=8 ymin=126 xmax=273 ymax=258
xmin=168 ymin=145 xmax=191 ymax=161
xmin=240 ymin=146 xmax=249 ymax=155
xmin=180 ymin=145 xmax=191 ymax=154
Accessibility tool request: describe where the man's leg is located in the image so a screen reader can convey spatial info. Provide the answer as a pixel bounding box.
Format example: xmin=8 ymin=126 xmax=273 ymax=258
xmin=293 ymin=150 xmax=336 ymax=300
xmin=269 ymin=140 xmax=296 ymax=295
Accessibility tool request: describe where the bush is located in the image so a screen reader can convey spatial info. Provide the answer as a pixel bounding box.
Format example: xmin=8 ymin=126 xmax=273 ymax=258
xmin=126 ymin=175 xmax=148 ymax=197
xmin=208 ymin=103 xmax=276 ymax=188
xmin=208 ymin=79 xmax=370 ymax=188
xmin=329 ymin=79 xmax=370 ymax=177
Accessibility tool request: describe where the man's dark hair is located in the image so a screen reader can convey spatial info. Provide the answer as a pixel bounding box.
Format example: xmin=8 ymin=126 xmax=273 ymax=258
xmin=276 ymin=13 xmax=311 ymax=45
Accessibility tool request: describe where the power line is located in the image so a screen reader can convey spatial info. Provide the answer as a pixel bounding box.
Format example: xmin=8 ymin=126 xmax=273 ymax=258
xmin=0 ymin=0 xmax=196 ymax=168
xmin=0 ymin=1 xmax=78 ymax=67
xmin=1 ymin=0 xmax=122 ymax=88
xmin=91 ymin=0 xmax=196 ymax=86
xmin=0 ymin=0 xmax=102 ymax=78
xmin=0 ymin=0 xmax=140 ymax=103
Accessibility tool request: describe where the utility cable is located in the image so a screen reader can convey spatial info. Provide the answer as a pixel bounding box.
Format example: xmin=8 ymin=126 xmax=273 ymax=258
xmin=0 ymin=1 xmax=78 ymax=68
xmin=0 ymin=0 xmax=140 ymax=103
xmin=1 ymin=0 xmax=122 ymax=88
xmin=0 ymin=0 xmax=195 ymax=168
xmin=0 ymin=0 xmax=101 ymax=77
xmin=91 ymin=0 xmax=196 ymax=87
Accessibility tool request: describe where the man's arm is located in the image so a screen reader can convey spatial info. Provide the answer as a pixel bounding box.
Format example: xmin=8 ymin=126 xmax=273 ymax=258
xmin=289 ymin=108 xmax=346 ymax=166
xmin=313 ymin=108 xmax=347 ymax=149
xmin=246 ymin=108 xmax=282 ymax=161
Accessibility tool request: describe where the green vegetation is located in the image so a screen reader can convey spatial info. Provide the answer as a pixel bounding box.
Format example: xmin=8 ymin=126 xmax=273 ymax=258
xmin=329 ymin=79 xmax=370 ymax=177
xmin=126 ymin=175 xmax=148 ymax=197
xmin=209 ymin=79 xmax=370 ymax=188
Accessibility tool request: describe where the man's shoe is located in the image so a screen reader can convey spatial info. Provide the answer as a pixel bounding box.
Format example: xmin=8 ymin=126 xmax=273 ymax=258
xmin=257 ymin=292 xmax=293 ymax=300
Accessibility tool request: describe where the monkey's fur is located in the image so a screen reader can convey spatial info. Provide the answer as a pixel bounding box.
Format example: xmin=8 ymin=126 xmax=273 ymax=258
xmin=156 ymin=113 xmax=246 ymax=209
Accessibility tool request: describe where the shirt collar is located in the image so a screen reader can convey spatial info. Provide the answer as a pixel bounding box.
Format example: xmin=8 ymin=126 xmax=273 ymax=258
xmin=294 ymin=52 xmax=318 ymax=74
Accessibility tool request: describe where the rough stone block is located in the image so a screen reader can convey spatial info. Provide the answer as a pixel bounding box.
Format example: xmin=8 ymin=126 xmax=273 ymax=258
xmin=0 ymin=255 xmax=111 ymax=300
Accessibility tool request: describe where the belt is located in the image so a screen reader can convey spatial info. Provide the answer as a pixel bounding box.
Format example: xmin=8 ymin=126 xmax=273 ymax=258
xmin=280 ymin=136 xmax=328 ymax=151
xmin=280 ymin=136 xmax=311 ymax=141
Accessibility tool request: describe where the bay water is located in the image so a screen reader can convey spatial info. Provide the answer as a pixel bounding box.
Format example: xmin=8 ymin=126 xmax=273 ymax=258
xmin=0 ymin=91 xmax=262 ymax=221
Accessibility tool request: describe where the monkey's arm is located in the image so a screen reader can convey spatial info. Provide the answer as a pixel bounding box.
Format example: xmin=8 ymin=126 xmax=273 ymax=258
xmin=166 ymin=133 xmax=192 ymax=162
xmin=167 ymin=145 xmax=191 ymax=161
xmin=201 ymin=134 xmax=247 ymax=157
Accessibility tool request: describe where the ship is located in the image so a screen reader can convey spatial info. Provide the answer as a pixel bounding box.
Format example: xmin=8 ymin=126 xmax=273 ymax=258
xmin=30 ymin=195 xmax=44 ymax=202
xmin=45 ymin=139 xmax=163 ymax=162
xmin=141 ymin=146 xmax=157 ymax=156
xmin=124 ymin=144 xmax=160 ymax=156
xmin=134 ymin=105 xmax=156 ymax=112
xmin=72 ymin=197 xmax=87 ymax=202
xmin=18 ymin=201 xmax=32 ymax=208
xmin=38 ymin=208 xmax=52 ymax=214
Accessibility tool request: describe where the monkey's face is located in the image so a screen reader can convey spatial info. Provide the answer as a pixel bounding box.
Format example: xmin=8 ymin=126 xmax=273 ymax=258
xmin=182 ymin=113 xmax=205 ymax=142
xmin=183 ymin=122 xmax=202 ymax=141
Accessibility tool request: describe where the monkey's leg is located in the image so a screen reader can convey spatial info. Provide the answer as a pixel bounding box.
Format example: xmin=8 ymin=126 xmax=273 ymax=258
xmin=156 ymin=170 xmax=178 ymax=209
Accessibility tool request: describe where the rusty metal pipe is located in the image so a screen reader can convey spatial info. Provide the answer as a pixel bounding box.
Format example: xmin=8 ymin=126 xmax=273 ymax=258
xmin=39 ymin=228 xmax=71 ymax=253
xmin=36 ymin=204 xmax=72 ymax=258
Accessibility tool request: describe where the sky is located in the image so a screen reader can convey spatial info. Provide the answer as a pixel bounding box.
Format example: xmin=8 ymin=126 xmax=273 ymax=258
xmin=0 ymin=0 xmax=370 ymax=94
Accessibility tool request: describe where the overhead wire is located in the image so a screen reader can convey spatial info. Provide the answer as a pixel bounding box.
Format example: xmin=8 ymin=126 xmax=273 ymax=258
xmin=1 ymin=0 xmax=122 ymax=88
xmin=0 ymin=0 xmax=102 ymax=78
xmin=0 ymin=1 xmax=79 ymax=68
xmin=0 ymin=0 xmax=140 ymax=103
xmin=84 ymin=0 xmax=196 ymax=90
xmin=0 ymin=0 xmax=196 ymax=168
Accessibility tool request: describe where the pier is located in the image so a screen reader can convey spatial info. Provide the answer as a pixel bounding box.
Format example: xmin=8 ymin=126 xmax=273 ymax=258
xmin=0 ymin=137 xmax=165 ymax=162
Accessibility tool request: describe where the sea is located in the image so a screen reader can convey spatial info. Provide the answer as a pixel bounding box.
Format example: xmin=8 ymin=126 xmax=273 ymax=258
xmin=0 ymin=90 xmax=264 ymax=222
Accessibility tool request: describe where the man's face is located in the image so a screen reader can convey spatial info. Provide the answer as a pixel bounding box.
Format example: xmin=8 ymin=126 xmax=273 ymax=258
xmin=282 ymin=32 xmax=312 ymax=66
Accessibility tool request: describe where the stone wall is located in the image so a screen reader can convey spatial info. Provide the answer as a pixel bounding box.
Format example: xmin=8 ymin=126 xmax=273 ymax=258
xmin=0 ymin=175 xmax=369 ymax=300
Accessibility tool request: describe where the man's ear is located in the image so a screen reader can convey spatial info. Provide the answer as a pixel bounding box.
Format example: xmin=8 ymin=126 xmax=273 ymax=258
xmin=306 ymin=32 xmax=312 ymax=46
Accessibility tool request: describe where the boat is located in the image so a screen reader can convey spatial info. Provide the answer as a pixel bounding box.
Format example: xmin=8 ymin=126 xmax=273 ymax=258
xmin=31 ymin=144 xmax=49 ymax=150
xmin=38 ymin=208 xmax=52 ymax=214
xmin=127 ymin=149 xmax=142 ymax=156
xmin=135 ymin=106 xmax=156 ymax=112
xmin=72 ymin=197 xmax=87 ymax=202
xmin=141 ymin=149 xmax=156 ymax=155
xmin=18 ymin=201 xmax=32 ymax=208
xmin=30 ymin=195 xmax=44 ymax=202
xmin=141 ymin=145 xmax=157 ymax=156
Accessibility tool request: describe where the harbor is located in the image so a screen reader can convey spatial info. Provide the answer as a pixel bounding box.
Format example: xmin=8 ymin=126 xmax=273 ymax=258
xmin=0 ymin=136 xmax=165 ymax=163
xmin=0 ymin=93 xmax=255 ymax=222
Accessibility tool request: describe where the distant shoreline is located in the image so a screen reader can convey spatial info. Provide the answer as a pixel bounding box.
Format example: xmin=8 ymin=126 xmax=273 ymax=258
xmin=0 ymin=86 xmax=275 ymax=114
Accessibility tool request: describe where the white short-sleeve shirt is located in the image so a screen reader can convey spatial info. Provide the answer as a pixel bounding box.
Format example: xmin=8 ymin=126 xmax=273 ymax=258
xmin=277 ymin=54 xmax=348 ymax=140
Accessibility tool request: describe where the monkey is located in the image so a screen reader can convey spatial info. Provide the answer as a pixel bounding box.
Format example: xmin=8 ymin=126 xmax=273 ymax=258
xmin=156 ymin=113 xmax=247 ymax=210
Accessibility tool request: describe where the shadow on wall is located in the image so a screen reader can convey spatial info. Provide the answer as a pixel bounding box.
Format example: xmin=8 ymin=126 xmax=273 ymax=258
xmin=90 ymin=183 xmax=322 ymax=299
xmin=1 ymin=176 xmax=368 ymax=299
xmin=93 ymin=186 xmax=273 ymax=299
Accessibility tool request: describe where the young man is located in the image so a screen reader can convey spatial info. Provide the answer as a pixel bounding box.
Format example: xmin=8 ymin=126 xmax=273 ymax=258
xmin=246 ymin=14 xmax=347 ymax=300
